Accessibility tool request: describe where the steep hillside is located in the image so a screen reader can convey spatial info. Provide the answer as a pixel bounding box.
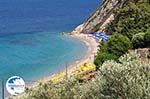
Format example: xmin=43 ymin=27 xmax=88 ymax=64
xmin=94 ymin=0 xmax=150 ymax=68
xmin=71 ymin=0 xmax=127 ymax=34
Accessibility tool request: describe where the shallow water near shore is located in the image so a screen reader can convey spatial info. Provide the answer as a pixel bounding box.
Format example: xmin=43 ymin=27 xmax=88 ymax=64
xmin=0 ymin=32 xmax=88 ymax=81
xmin=0 ymin=0 xmax=101 ymax=81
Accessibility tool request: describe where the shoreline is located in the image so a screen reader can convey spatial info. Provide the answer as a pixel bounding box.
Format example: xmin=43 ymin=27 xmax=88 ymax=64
xmin=40 ymin=33 xmax=98 ymax=82
xmin=17 ymin=33 xmax=99 ymax=92
xmin=71 ymin=33 xmax=98 ymax=63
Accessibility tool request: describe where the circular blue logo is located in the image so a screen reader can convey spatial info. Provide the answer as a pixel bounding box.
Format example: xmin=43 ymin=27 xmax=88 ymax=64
xmin=6 ymin=76 xmax=25 ymax=96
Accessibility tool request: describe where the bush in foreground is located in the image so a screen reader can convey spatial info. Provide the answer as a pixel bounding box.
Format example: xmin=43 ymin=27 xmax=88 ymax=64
xmin=95 ymin=52 xmax=150 ymax=99
xmin=13 ymin=52 xmax=150 ymax=99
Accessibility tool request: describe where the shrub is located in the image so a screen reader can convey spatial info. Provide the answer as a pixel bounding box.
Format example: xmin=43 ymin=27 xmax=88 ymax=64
xmin=95 ymin=52 xmax=150 ymax=99
xmin=14 ymin=52 xmax=150 ymax=99
xmin=132 ymin=32 xmax=145 ymax=48
xmin=107 ymin=34 xmax=132 ymax=56
xmin=94 ymin=52 xmax=118 ymax=69
xmin=94 ymin=34 xmax=132 ymax=68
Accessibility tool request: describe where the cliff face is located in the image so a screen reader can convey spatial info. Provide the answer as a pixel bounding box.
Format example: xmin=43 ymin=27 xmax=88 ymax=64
xmin=71 ymin=0 xmax=127 ymax=34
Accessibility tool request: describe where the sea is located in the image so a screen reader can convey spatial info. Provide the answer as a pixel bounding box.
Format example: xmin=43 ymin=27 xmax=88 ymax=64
xmin=0 ymin=0 xmax=101 ymax=84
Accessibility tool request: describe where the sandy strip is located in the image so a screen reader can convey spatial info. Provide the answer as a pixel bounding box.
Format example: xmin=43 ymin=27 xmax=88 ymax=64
xmin=71 ymin=33 xmax=98 ymax=63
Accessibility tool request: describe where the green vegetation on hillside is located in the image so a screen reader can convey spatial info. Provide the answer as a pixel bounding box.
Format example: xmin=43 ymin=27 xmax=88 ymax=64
xmin=107 ymin=0 xmax=150 ymax=39
xmin=94 ymin=34 xmax=132 ymax=68
xmin=14 ymin=52 xmax=150 ymax=99
xmin=95 ymin=0 xmax=150 ymax=68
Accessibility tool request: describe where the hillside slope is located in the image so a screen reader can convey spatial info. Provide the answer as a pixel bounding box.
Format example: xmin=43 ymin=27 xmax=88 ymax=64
xmin=71 ymin=0 xmax=127 ymax=34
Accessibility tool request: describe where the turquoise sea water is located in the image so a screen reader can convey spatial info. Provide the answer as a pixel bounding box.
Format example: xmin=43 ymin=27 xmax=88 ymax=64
xmin=0 ymin=0 xmax=101 ymax=81
xmin=0 ymin=32 xmax=87 ymax=81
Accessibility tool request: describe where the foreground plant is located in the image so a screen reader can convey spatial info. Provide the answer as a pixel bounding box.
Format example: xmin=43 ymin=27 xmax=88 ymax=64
xmin=13 ymin=52 xmax=150 ymax=99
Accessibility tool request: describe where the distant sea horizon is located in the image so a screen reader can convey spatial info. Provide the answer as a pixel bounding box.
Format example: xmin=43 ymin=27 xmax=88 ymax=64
xmin=0 ymin=0 xmax=101 ymax=82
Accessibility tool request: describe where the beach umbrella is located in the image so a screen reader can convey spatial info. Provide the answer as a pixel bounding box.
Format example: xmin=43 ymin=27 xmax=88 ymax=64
xmin=91 ymin=32 xmax=111 ymax=41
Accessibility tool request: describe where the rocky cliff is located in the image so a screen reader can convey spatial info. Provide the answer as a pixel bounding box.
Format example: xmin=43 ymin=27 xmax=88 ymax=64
xmin=71 ymin=0 xmax=127 ymax=34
